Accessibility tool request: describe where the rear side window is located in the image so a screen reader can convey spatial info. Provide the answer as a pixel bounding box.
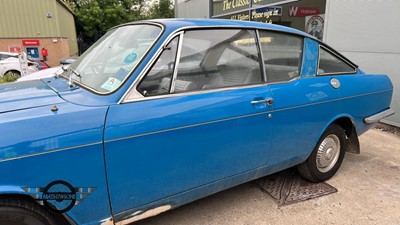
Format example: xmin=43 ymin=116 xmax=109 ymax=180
xmin=318 ymin=46 xmax=355 ymax=75
xmin=259 ymin=31 xmax=303 ymax=83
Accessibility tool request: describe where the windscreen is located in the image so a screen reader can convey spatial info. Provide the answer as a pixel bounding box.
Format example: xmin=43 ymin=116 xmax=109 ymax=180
xmin=61 ymin=24 xmax=162 ymax=94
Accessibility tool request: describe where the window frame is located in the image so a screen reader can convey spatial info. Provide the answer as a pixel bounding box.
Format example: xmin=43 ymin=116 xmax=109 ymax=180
xmin=121 ymin=26 xmax=314 ymax=104
xmin=257 ymin=29 xmax=304 ymax=84
xmin=317 ymin=45 xmax=358 ymax=76
xmin=125 ymin=28 xmax=266 ymax=102
xmin=136 ymin=34 xmax=182 ymax=97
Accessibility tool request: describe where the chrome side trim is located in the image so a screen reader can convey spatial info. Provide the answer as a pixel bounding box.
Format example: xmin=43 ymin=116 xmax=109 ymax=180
xmin=116 ymin=89 xmax=392 ymax=144
xmin=364 ymin=108 xmax=395 ymax=124
xmin=104 ymin=111 xmax=269 ymax=144
xmin=0 ymin=142 xmax=102 ymax=163
xmin=273 ymin=89 xmax=392 ymax=113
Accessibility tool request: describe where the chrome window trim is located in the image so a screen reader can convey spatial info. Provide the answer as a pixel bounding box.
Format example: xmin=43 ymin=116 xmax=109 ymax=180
xmin=68 ymin=22 xmax=164 ymax=96
xmin=123 ymin=83 xmax=269 ymax=104
xmin=317 ymin=45 xmax=357 ymax=76
xmin=266 ymin=76 xmax=301 ymax=85
xmin=120 ymin=31 xmax=184 ymax=102
xmin=120 ymin=25 xmax=307 ymax=104
xmin=257 ymin=29 xmax=304 ymax=84
xmin=255 ymin=29 xmax=267 ymax=83
xmin=170 ymin=33 xmax=184 ymax=93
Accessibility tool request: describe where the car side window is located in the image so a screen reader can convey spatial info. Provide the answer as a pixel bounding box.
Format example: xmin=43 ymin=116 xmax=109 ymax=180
xmin=174 ymin=29 xmax=263 ymax=93
xmin=318 ymin=46 xmax=355 ymax=75
xmin=258 ymin=31 xmax=303 ymax=83
xmin=137 ymin=36 xmax=179 ymax=96
xmin=0 ymin=54 xmax=7 ymax=60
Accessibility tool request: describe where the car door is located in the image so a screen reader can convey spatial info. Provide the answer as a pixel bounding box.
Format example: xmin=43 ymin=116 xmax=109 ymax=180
xmin=260 ymin=33 xmax=344 ymax=171
xmin=104 ymin=29 xmax=274 ymax=215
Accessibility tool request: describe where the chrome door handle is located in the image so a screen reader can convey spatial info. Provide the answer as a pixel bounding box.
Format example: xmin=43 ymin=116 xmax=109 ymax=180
xmin=251 ymin=98 xmax=273 ymax=106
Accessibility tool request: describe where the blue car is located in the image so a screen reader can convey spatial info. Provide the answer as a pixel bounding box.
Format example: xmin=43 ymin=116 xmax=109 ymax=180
xmin=0 ymin=19 xmax=394 ymax=225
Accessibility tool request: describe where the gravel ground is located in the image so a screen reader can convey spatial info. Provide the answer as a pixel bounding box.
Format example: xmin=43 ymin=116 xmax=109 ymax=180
xmin=133 ymin=128 xmax=400 ymax=225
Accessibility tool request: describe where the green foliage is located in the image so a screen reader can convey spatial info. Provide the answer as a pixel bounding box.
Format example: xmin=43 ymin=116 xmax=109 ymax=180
xmin=0 ymin=72 xmax=19 ymax=83
xmin=147 ymin=0 xmax=175 ymax=19
xmin=62 ymin=0 xmax=174 ymax=37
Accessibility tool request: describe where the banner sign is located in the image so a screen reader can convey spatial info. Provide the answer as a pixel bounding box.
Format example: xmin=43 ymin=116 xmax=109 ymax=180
xmin=252 ymin=0 xmax=297 ymax=6
xmin=289 ymin=6 xmax=320 ymax=17
xmin=251 ymin=6 xmax=282 ymax=22
xmin=22 ymin=39 xmax=40 ymax=46
xmin=213 ymin=0 xmax=250 ymax=16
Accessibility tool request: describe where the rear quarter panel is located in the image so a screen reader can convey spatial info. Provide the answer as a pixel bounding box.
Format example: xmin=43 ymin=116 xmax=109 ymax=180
xmin=335 ymin=73 xmax=393 ymax=134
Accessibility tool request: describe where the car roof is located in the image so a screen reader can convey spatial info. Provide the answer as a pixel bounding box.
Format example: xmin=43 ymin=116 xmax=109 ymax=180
xmin=115 ymin=18 xmax=314 ymax=39
xmin=0 ymin=51 xmax=18 ymax=56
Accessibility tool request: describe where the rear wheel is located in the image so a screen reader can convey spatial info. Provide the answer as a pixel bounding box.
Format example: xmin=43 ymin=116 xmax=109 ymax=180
xmin=297 ymin=124 xmax=346 ymax=182
xmin=0 ymin=197 xmax=57 ymax=225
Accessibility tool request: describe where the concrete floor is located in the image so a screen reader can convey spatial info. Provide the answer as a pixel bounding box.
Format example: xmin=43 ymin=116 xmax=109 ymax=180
xmin=134 ymin=129 xmax=400 ymax=225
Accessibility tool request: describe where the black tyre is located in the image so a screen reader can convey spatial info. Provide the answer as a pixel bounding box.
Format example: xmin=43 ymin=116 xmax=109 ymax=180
xmin=297 ymin=124 xmax=346 ymax=182
xmin=0 ymin=197 xmax=57 ymax=225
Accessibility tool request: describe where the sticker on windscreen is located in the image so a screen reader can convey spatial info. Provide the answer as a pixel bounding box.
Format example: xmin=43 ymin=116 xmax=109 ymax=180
xmin=124 ymin=53 xmax=138 ymax=64
xmin=101 ymin=77 xmax=122 ymax=91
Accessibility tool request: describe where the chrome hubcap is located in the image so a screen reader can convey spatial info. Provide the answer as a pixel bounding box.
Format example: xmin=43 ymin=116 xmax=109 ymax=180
xmin=316 ymin=134 xmax=340 ymax=173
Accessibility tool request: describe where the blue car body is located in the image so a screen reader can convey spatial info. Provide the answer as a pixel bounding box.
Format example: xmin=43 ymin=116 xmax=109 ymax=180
xmin=0 ymin=19 xmax=394 ymax=224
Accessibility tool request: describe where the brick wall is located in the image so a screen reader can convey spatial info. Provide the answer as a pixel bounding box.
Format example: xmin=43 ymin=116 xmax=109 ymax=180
xmin=0 ymin=37 xmax=72 ymax=67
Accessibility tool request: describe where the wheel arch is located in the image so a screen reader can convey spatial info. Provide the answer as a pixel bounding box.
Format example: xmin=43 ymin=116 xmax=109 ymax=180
xmin=319 ymin=114 xmax=360 ymax=154
xmin=5 ymin=69 xmax=21 ymax=75
xmin=0 ymin=190 xmax=73 ymax=225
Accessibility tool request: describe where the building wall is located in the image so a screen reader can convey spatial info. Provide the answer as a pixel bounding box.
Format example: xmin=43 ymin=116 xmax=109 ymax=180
xmin=0 ymin=0 xmax=59 ymax=38
xmin=0 ymin=38 xmax=70 ymax=67
xmin=324 ymin=0 xmax=400 ymax=127
xmin=175 ymin=0 xmax=209 ymax=18
xmin=56 ymin=1 xmax=78 ymax=56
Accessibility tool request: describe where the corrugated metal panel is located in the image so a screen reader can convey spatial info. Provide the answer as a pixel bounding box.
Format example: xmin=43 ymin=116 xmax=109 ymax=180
xmin=176 ymin=0 xmax=209 ymax=18
xmin=56 ymin=2 xmax=78 ymax=55
xmin=0 ymin=0 xmax=59 ymax=38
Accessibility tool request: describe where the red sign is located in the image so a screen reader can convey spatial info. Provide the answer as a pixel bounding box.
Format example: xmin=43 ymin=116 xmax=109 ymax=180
xmin=9 ymin=46 xmax=21 ymax=53
xmin=289 ymin=7 xmax=320 ymax=17
xmin=22 ymin=39 xmax=40 ymax=46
